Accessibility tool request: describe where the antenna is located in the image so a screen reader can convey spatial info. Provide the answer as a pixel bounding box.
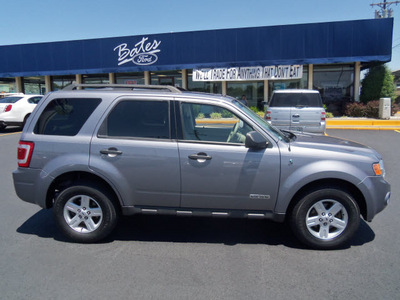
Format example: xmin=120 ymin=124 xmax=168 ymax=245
xmin=371 ymin=0 xmax=400 ymax=18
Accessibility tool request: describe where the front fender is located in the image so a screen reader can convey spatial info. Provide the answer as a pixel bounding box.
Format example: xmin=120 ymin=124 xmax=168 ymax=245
xmin=274 ymin=159 xmax=370 ymax=213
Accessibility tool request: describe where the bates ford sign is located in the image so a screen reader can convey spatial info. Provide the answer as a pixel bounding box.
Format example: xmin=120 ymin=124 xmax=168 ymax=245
xmin=114 ymin=37 xmax=161 ymax=66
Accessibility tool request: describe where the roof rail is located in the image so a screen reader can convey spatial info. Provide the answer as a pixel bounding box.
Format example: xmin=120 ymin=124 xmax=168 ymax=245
xmin=62 ymin=84 xmax=182 ymax=93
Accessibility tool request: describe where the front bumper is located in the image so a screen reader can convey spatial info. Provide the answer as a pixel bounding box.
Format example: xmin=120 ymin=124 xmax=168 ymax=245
xmin=359 ymin=175 xmax=391 ymax=221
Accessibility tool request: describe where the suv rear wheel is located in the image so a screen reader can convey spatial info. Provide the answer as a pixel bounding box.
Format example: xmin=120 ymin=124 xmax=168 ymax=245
xmin=53 ymin=184 xmax=118 ymax=243
xmin=290 ymin=188 xmax=360 ymax=250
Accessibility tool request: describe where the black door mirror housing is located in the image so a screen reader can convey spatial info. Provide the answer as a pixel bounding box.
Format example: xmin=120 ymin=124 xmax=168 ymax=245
xmin=245 ymin=131 xmax=268 ymax=149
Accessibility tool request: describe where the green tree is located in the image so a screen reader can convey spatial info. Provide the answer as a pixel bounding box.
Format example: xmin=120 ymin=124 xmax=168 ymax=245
xmin=360 ymin=64 xmax=396 ymax=103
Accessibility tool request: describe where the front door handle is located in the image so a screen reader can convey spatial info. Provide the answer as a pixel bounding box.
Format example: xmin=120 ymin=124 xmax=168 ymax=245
xmin=100 ymin=147 xmax=123 ymax=157
xmin=188 ymin=152 xmax=212 ymax=162
xmin=292 ymin=114 xmax=300 ymax=118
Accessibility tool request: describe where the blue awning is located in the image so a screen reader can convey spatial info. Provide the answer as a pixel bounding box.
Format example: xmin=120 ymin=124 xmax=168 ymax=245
xmin=0 ymin=18 xmax=393 ymax=77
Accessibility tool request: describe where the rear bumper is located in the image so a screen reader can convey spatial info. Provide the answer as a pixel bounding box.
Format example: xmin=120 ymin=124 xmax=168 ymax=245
xmin=13 ymin=168 xmax=51 ymax=208
xmin=270 ymin=123 xmax=326 ymax=133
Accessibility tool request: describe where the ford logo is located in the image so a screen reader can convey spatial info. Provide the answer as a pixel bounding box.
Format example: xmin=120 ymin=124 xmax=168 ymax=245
xmin=114 ymin=38 xmax=161 ymax=66
xmin=132 ymin=53 xmax=158 ymax=66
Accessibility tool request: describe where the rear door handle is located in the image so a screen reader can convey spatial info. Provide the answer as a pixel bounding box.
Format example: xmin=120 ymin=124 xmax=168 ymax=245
xmin=100 ymin=147 xmax=123 ymax=157
xmin=188 ymin=152 xmax=212 ymax=162
xmin=292 ymin=114 xmax=300 ymax=118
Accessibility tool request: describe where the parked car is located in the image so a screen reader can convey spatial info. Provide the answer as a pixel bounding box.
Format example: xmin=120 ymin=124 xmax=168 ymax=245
xmin=265 ymin=89 xmax=326 ymax=133
xmin=0 ymin=94 xmax=43 ymax=130
xmin=13 ymin=84 xmax=390 ymax=249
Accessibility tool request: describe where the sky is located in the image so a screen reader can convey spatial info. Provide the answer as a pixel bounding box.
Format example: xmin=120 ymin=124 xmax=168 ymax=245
xmin=1 ymin=0 xmax=399 ymax=71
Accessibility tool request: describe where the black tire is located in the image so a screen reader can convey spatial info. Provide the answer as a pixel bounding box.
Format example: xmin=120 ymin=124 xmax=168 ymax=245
xmin=22 ymin=114 xmax=30 ymax=129
xmin=290 ymin=188 xmax=360 ymax=250
xmin=53 ymin=184 xmax=118 ymax=243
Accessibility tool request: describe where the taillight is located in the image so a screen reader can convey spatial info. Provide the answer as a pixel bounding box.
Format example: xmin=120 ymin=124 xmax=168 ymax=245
xmin=265 ymin=110 xmax=271 ymax=121
xmin=5 ymin=104 xmax=12 ymax=112
xmin=17 ymin=141 xmax=34 ymax=168
xmin=321 ymin=111 xmax=326 ymax=121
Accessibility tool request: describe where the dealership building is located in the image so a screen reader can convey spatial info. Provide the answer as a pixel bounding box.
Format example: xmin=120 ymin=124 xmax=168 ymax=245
xmin=0 ymin=18 xmax=393 ymax=110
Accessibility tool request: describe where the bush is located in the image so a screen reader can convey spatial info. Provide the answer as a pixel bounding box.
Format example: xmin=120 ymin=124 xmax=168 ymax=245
xmin=257 ymin=111 xmax=265 ymax=118
xmin=210 ymin=112 xmax=222 ymax=119
xmin=360 ymin=64 xmax=396 ymax=103
xmin=249 ymin=106 xmax=259 ymax=113
xmin=392 ymin=103 xmax=399 ymax=115
xmin=221 ymin=110 xmax=234 ymax=118
xmin=326 ymin=112 xmax=334 ymax=118
xmin=364 ymin=101 xmax=379 ymax=118
xmin=345 ymin=100 xmax=398 ymax=118
xmin=345 ymin=102 xmax=365 ymax=117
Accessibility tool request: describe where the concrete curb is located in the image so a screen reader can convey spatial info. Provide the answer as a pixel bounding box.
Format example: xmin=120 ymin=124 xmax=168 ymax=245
xmin=326 ymin=118 xmax=400 ymax=130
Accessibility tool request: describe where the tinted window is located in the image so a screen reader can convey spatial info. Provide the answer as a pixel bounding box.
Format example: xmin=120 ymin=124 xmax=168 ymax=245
xmin=28 ymin=96 xmax=42 ymax=104
xmin=99 ymin=100 xmax=170 ymax=139
xmin=0 ymin=96 xmax=23 ymax=103
xmin=34 ymin=98 xmax=101 ymax=136
xmin=269 ymin=93 xmax=322 ymax=107
xmin=181 ymin=103 xmax=253 ymax=144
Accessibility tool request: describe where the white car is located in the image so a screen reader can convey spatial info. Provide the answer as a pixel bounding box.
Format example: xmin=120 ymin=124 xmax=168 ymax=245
xmin=0 ymin=94 xmax=43 ymax=130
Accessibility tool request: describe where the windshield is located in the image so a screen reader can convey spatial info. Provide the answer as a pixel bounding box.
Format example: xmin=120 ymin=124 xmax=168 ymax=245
xmin=232 ymin=100 xmax=289 ymax=142
xmin=0 ymin=96 xmax=23 ymax=104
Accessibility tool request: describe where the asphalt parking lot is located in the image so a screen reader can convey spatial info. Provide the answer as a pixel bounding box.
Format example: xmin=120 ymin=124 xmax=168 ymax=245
xmin=0 ymin=128 xmax=399 ymax=300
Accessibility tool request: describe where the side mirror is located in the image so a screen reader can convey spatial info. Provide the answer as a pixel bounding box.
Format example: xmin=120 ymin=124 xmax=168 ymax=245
xmin=245 ymin=131 xmax=268 ymax=149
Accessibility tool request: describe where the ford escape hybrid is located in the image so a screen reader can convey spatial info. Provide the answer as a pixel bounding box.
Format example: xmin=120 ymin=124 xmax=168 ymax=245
xmin=13 ymin=84 xmax=390 ymax=249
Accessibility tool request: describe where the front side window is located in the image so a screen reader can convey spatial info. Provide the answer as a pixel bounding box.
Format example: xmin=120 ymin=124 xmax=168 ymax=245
xmin=99 ymin=100 xmax=170 ymax=139
xmin=34 ymin=98 xmax=101 ymax=136
xmin=180 ymin=103 xmax=253 ymax=144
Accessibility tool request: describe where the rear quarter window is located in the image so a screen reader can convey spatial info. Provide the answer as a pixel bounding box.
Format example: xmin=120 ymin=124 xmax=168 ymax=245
xmin=34 ymin=98 xmax=101 ymax=136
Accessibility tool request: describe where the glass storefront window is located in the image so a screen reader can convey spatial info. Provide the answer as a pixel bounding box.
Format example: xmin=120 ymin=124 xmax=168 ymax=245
xmin=0 ymin=78 xmax=16 ymax=93
xmin=313 ymin=64 xmax=354 ymax=115
xmin=52 ymin=75 xmax=75 ymax=91
xmin=313 ymin=64 xmax=354 ymax=103
xmin=151 ymin=70 xmax=182 ymax=87
xmin=116 ymin=72 xmax=145 ymax=85
xmin=227 ymin=82 xmax=264 ymax=109
xmin=24 ymin=77 xmax=46 ymax=95
xmin=82 ymin=74 xmax=109 ymax=84
xmin=188 ymin=70 xmax=222 ymax=94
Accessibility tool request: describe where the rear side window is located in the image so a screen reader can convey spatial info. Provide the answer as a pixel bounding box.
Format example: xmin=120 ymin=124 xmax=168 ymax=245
xmin=269 ymin=93 xmax=322 ymax=107
xmin=98 ymin=100 xmax=170 ymax=139
xmin=28 ymin=96 xmax=42 ymax=104
xmin=34 ymin=98 xmax=101 ymax=136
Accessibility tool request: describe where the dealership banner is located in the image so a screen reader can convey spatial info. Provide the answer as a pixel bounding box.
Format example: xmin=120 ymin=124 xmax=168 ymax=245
xmin=192 ymin=65 xmax=303 ymax=81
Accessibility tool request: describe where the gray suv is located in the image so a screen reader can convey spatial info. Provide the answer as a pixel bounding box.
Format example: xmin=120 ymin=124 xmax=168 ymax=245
xmin=265 ymin=89 xmax=326 ymax=133
xmin=13 ymin=84 xmax=390 ymax=249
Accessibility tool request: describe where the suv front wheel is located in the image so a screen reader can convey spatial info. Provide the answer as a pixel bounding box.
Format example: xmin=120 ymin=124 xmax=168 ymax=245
xmin=290 ymin=188 xmax=360 ymax=250
xmin=53 ymin=184 xmax=118 ymax=243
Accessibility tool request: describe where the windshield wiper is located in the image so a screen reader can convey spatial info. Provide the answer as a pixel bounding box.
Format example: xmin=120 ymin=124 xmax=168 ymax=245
xmin=280 ymin=129 xmax=297 ymax=141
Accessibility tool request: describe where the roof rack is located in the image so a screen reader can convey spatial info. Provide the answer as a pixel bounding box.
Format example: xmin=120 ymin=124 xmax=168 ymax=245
xmin=62 ymin=84 xmax=182 ymax=93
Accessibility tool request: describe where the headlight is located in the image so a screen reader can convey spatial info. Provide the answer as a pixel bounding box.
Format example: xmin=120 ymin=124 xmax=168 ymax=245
xmin=373 ymin=160 xmax=386 ymax=178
